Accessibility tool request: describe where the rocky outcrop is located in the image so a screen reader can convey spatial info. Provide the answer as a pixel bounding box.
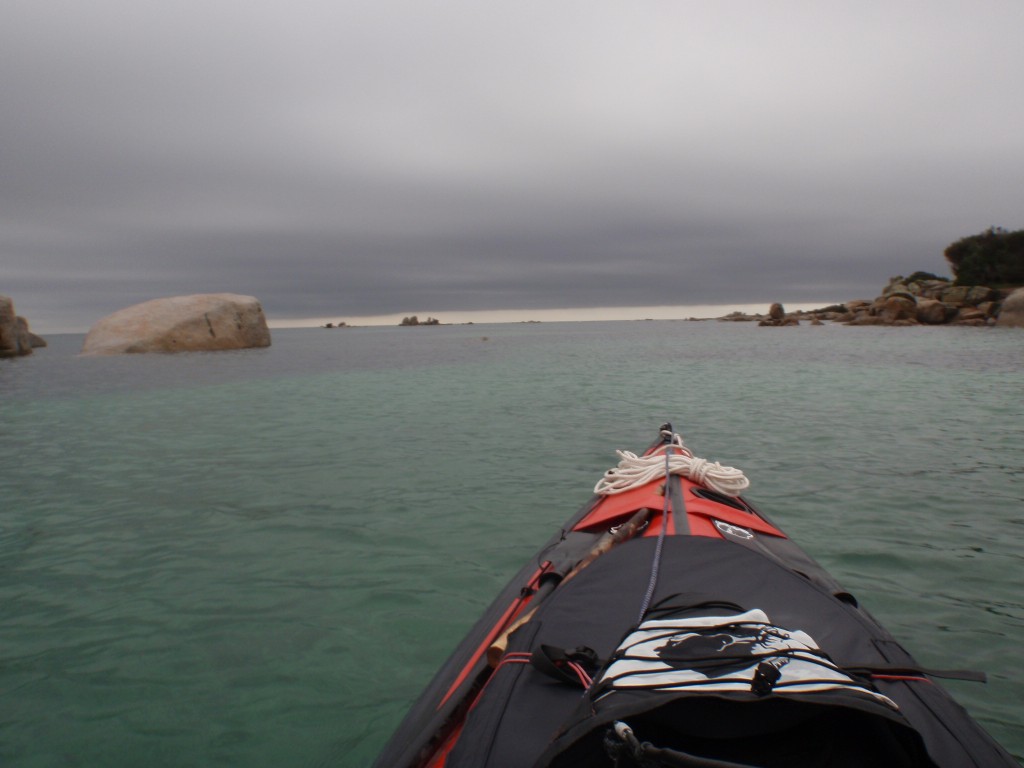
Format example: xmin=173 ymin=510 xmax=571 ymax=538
xmin=718 ymin=276 xmax=1019 ymax=328
xmin=0 ymin=296 xmax=43 ymax=358
xmin=399 ymin=316 xmax=440 ymax=326
xmin=81 ymin=294 xmax=271 ymax=355
xmin=719 ymin=311 xmax=758 ymax=322
xmin=758 ymin=303 xmax=801 ymax=326
xmin=996 ymin=287 xmax=1024 ymax=328
xmin=807 ymin=276 xmax=1016 ymax=327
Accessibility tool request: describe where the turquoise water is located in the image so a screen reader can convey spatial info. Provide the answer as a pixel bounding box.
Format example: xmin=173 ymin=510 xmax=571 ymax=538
xmin=1 ymin=322 xmax=1021 ymax=766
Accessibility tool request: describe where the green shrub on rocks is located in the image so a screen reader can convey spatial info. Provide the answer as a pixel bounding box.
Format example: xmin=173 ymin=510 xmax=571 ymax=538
xmin=944 ymin=227 xmax=1024 ymax=286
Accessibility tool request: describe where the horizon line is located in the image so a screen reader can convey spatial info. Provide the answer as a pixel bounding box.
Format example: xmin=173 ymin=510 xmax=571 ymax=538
xmin=268 ymin=301 xmax=835 ymax=328
xmin=30 ymin=300 xmax=837 ymax=334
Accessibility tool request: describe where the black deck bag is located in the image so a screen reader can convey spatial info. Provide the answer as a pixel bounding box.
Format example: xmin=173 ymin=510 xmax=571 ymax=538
xmin=536 ymin=607 xmax=936 ymax=767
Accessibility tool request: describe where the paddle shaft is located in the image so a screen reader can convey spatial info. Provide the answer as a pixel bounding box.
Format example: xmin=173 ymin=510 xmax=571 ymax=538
xmin=486 ymin=508 xmax=650 ymax=667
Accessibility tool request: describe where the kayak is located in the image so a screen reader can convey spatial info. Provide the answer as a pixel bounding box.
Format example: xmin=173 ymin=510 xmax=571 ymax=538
xmin=373 ymin=426 xmax=1016 ymax=767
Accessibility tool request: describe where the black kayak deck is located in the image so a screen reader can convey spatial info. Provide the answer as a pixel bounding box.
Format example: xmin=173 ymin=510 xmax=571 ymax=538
xmin=445 ymin=536 xmax=1011 ymax=767
xmin=373 ymin=433 xmax=1017 ymax=768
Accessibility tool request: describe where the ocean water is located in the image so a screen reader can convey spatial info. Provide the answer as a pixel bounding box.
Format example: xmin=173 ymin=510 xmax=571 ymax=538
xmin=1 ymin=322 xmax=1021 ymax=767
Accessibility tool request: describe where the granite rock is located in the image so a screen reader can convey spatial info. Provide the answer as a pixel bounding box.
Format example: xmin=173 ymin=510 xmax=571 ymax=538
xmin=0 ymin=296 xmax=39 ymax=358
xmin=82 ymin=294 xmax=271 ymax=355
xmin=995 ymin=287 xmax=1024 ymax=328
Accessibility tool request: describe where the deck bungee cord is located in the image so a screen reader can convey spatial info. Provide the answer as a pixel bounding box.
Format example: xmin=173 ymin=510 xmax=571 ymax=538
xmin=634 ymin=428 xmax=675 ymax=623
xmin=607 ymin=426 xmax=750 ymax=622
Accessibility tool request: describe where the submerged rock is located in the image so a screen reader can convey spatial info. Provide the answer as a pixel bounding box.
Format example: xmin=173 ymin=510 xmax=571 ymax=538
xmin=82 ymin=294 xmax=272 ymax=355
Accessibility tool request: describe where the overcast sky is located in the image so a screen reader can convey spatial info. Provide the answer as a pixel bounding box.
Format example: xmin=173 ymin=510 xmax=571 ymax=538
xmin=3 ymin=1 xmax=1022 ymax=331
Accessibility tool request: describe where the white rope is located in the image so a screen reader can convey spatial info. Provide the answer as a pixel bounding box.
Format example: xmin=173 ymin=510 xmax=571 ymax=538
xmin=594 ymin=433 xmax=750 ymax=498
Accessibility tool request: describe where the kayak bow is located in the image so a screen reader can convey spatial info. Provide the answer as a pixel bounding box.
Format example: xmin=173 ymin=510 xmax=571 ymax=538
xmin=373 ymin=426 xmax=1015 ymax=768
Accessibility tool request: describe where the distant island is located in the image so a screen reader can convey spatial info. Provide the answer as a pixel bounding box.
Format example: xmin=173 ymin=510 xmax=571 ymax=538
xmin=399 ymin=315 xmax=440 ymax=326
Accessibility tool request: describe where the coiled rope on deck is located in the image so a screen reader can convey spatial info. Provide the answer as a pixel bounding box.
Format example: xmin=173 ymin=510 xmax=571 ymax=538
xmin=594 ymin=432 xmax=750 ymax=498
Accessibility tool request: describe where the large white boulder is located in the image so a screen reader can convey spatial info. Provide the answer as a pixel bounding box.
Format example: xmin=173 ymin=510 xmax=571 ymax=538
xmin=82 ymin=294 xmax=272 ymax=355
xmin=996 ymin=287 xmax=1024 ymax=328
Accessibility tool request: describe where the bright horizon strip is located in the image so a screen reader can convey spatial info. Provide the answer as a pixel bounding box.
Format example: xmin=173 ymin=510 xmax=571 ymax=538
xmin=268 ymin=302 xmax=835 ymax=328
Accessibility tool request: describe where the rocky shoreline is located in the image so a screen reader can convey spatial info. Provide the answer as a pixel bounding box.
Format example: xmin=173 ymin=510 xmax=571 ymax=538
xmin=721 ymin=277 xmax=1024 ymax=328
xmin=4 ymin=277 xmax=1022 ymax=360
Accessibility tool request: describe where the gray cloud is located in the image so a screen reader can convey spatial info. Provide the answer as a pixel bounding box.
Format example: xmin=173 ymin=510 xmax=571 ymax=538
xmin=3 ymin=1 xmax=1022 ymax=330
